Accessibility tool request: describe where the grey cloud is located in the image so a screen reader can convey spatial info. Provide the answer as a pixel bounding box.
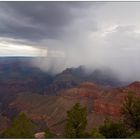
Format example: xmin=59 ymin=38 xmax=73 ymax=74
xmin=0 ymin=1 xmax=100 ymax=41
xmin=0 ymin=2 xmax=71 ymax=40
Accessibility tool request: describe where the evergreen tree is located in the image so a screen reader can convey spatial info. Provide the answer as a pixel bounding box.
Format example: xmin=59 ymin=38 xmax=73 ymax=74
xmin=2 ymin=112 xmax=36 ymax=138
xmin=99 ymin=119 xmax=129 ymax=138
xmin=122 ymin=92 xmax=140 ymax=131
xmin=65 ymin=103 xmax=87 ymax=138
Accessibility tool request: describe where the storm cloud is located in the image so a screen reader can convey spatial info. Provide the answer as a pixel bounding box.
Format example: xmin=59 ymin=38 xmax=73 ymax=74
xmin=0 ymin=1 xmax=99 ymax=40
xmin=0 ymin=2 xmax=140 ymax=81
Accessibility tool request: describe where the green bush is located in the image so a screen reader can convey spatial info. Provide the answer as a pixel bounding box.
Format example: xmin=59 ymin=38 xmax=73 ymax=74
xmin=90 ymin=128 xmax=104 ymax=138
xmin=131 ymin=131 xmax=140 ymax=138
xmin=45 ymin=128 xmax=54 ymax=138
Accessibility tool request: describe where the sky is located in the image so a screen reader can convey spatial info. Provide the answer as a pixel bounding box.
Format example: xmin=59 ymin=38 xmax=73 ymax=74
xmin=0 ymin=2 xmax=140 ymax=81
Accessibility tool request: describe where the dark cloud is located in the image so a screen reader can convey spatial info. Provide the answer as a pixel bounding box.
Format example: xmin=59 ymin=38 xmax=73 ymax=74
xmin=0 ymin=1 xmax=100 ymax=41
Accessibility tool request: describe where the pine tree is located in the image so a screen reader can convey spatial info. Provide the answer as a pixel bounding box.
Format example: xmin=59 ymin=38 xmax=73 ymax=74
xmin=65 ymin=103 xmax=87 ymax=138
xmin=122 ymin=92 xmax=140 ymax=131
xmin=99 ymin=119 xmax=129 ymax=138
xmin=2 ymin=112 xmax=36 ymax=138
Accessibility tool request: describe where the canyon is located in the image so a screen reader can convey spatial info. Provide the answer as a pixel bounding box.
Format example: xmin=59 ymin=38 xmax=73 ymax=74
xmin=0 ymin=57 xmax=139 ymax=136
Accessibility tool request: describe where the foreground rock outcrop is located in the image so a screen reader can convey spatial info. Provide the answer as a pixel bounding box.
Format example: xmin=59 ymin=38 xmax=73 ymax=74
xmin=34 ymin=132 xmax=45 ymax=139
